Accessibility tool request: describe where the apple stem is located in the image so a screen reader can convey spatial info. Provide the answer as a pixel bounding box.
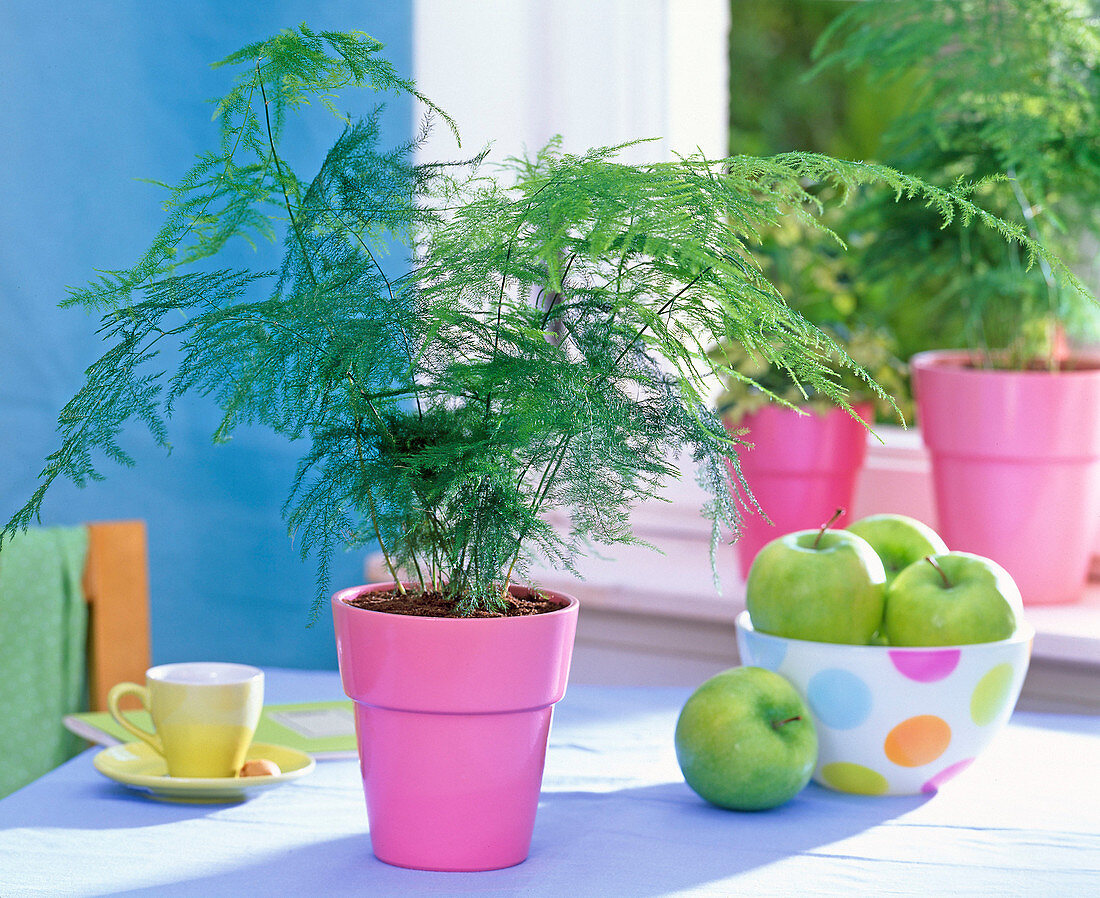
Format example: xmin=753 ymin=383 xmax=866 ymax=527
xmin=813 ymin=507 xmax=845 ymax=549
xmin=772 ymin=716 xmax=802 ymax=730
xmin=925 ymin=555 xmax=951 ymax=588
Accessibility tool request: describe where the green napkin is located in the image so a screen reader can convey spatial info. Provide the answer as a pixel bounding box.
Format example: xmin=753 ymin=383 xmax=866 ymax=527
xmin=0 ymin=526 xmax=89 ymax=797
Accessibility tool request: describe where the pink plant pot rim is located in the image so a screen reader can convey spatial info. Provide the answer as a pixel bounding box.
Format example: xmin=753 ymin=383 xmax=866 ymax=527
xmin=911 ymin=349 xmax=1100 ymax=377
xmin=333 ymin=582 xmax=579 ymax=620
xmin=333 ymin=581 xmax=580 ymax=713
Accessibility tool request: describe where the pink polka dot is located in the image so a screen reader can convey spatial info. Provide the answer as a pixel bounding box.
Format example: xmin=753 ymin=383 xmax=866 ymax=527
xmin=889 ymin=649 xmax=961 ymax=683
xmin=921 ymin=758 xmax=975 ymax=794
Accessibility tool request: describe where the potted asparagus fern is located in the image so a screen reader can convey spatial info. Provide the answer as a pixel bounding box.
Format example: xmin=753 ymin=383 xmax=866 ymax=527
xmin=709 ymin=215 xmax=908 ymax=572
xmin=815 ymin=0 xmax=1100 ymax=604
xmin=4 ymin=25 xmax=1076 ymax=870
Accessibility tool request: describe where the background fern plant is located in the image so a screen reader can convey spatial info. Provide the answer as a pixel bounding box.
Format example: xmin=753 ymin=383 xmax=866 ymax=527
xmin=707 ymin=212 xmax=909 ymax=425
xmin=813 ymin=0 xmax=1100 ymax=368
xmin=6 ymin=25 xmax=1081 ymax=616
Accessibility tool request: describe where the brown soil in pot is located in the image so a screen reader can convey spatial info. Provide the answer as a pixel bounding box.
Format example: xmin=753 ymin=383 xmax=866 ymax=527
xmin=345 ymin=587 xmax=565 ymax=618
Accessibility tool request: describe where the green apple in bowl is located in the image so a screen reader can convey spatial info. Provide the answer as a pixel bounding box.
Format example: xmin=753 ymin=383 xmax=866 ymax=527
xmin=846 ymin=513 xmax=949 ymax=585
xmin=745 ymin=512 xmax=887 ymax=645
xmin=675 ymin=666 xmax=818 ymax=811
xmin=883 ymin=552 xmax=1024 ymax=646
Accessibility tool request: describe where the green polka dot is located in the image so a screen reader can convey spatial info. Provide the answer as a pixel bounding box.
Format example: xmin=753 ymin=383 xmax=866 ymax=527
xmin=820 ymin=761 xmax=889 ymax=795
xmin=971 ymin=663 xmax=1015 ymax=726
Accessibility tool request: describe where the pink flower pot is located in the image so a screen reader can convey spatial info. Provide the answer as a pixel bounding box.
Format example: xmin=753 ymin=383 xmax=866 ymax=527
xmin=729 ymin=403 xmax=873 ymax=574
xmin=912 ymin=350 xmax=1100 ymax=605
xmin=332 ymin=583 xmax=578 ymax=872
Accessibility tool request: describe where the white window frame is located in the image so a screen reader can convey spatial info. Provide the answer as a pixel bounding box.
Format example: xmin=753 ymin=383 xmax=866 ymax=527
xmin=412 ymin=0 xmax=729 ymax=164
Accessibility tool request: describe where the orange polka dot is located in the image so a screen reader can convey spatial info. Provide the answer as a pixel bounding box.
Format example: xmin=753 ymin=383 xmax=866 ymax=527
xmin=884 ymin=715 xmax=951 ymax=767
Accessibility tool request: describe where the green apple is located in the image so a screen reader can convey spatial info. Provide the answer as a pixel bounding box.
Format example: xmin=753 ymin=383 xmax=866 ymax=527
xmin=745 ymin=519 xmax=887 ymax=645
xmin=883 ymin=552 xmax=1024 ymax=646
xmin=846 ymin=513 xmax=949 ymax=585
xmin=675 ymin=666 xmax=817 ymax=811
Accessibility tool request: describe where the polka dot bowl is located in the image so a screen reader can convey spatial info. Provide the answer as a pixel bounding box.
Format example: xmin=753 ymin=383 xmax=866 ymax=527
xmin=735 ymin=610 xmax=1033 ymax=796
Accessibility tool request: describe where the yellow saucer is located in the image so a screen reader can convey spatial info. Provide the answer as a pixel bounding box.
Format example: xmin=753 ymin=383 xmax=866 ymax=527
xmin=93 ymin=741 xmax=316 ymax=803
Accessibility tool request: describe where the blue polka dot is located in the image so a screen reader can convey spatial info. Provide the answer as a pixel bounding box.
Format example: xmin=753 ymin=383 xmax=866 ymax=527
xmin=744 ymin=636 xmax=787 ymax=672
xmin=807 ymin=668 xmax=872 ymax=730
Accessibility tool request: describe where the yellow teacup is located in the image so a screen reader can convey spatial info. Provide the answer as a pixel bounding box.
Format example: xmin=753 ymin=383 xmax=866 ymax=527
xmin=107 ymin=662 xmax=264 ymax=778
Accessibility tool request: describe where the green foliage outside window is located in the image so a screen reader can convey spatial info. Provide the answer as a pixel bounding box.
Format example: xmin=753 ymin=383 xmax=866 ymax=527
xmin=723 ymin=1 xmax=912 ymax=420
xmin=728 ymin=0 xmax=895 ymax=161
xmin=6 ymin=26 xmax=1080 ymax=615
xmin=813 ymin=0 xmax=1100 ymax=367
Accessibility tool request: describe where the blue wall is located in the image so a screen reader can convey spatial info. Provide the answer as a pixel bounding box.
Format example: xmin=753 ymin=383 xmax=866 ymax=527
xmin=0 ymin=2 xmax=414 ymax=669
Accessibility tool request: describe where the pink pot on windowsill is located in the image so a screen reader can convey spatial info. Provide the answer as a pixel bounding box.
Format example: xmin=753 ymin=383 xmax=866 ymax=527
xmin=332 ymin=582 xmax=578 ymax=872
xmin=728 ymin=402 xmax=873 ymax=575
xmin=911 ymin=350 xmax=1100 ymax=605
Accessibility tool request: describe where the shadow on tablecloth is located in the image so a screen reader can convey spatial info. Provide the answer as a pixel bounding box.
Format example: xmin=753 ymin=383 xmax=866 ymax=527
xmin=101 ymin=781 xmax=926 ymax=897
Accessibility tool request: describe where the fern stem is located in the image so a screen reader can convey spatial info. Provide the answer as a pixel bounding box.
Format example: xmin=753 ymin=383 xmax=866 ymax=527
xmin=256 ymin=61 xmax=320 ymax=289
xmin=1006 ymin=165 xmax=1059 ymax=368
xmin=365 ymin=480 xmax=404 ymax=593
xmin=502 ymin=432 xmax=573 ymax=595
xmin=256 ymin=69 xmax=407 ymax=446
xmin=353 ymin=417 xmax=405 ymax=594
xmin=485 ymin=176 xmax=557 ymax=418
xmin=313 ymin=197 xmax=425 ymax=416
xmin=406 ymin=542 xmax=426 ymax=593
xmin=611 ymin=267 xmax=711 ymax=369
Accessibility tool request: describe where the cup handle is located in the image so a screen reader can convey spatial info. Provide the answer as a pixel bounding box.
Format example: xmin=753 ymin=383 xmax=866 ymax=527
xmin=106 ymin=682 xmax=162 ymax=754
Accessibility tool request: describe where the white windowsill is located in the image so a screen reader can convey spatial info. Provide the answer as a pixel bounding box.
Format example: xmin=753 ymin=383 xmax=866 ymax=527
xmin=524 ymin=425 xmax=1100 ymax=669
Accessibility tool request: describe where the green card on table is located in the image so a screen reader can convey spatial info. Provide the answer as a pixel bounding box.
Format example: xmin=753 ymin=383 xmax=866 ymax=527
xmin=64 ymin=701 xmax=357 ymax=760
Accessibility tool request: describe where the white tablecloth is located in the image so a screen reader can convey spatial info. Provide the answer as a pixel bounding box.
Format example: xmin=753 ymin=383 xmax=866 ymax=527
xmin=1 ymin=668 xmax=1097 ymax=896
